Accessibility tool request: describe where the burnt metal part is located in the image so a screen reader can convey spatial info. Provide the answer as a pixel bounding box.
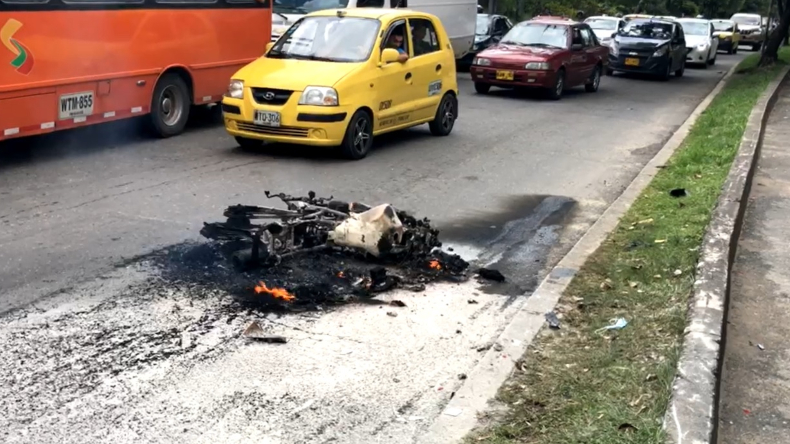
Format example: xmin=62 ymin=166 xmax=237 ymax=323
xmin=200 ymin=191 xmax=443 ymax=269
xmin=192 ymin=192 xmax=470 ymax=307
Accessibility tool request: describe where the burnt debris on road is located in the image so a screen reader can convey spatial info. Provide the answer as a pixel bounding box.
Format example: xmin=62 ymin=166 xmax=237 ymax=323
xmin=193 ymin=191 xmax=469 ymax=309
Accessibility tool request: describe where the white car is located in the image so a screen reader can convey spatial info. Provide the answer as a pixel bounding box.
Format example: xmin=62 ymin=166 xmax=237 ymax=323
xmin=678 ymin=18 xmax=719 ymax=67
xmin=583 ymin=15 xmax=625 ymax=50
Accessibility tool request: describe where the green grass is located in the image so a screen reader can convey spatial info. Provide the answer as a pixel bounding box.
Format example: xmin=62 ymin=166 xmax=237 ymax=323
xmin=468 ymin=48 xmax=790 ymax=444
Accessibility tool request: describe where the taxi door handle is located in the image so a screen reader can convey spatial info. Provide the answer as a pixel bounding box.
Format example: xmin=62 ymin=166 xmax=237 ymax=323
xmin=405 ymin=72 xmax=412 ymax=81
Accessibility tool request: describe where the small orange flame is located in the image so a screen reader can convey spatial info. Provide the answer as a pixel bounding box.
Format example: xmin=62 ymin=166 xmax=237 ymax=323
xmin=337 ymin=271 xmax=345 ymax=278
xmin=429 ymin=260 xmax=442 ymax=270
xmin=254 ymin=281 xmax=295 ymax=302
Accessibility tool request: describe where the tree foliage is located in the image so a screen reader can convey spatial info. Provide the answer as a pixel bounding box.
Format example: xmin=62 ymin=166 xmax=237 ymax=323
xmin=479 ymin=0 xmax=769 ymax=20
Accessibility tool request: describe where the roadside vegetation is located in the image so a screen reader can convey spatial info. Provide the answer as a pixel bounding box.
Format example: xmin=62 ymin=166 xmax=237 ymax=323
xmin=467 ymin=48 xmax=790 ymax=444
xmin=479 ymin=0 xmax=770 ymax=23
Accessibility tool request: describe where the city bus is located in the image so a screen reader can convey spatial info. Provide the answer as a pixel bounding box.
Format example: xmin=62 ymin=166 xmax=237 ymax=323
xmin=0 ymin=0 xmax=271 ymax=142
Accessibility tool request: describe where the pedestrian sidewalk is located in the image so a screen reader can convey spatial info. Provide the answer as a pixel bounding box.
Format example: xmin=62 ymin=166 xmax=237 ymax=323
xmin=718 ymin=83 xmax=790 ymax=443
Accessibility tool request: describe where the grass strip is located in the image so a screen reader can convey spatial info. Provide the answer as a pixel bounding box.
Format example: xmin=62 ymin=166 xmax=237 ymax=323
xmin=469 ymin=49 xmax=790 ymax=444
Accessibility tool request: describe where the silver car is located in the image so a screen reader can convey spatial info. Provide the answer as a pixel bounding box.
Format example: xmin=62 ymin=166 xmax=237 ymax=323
xmin=584 ymin=15 xmax=625 ymax=51
xmin=678 ymin=18 xmax=719 ymax=67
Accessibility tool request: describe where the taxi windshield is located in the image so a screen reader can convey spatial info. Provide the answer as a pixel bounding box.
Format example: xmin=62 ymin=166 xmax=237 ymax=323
xmin=268 ymin=16 xmax=380 ymax=63
xmin=274 ymin=0 xmax=349 ymax=15
xmin=712 ymin=20 xmax=734 ymax=31
xmin=585 ymin=18 xmax=617 ymax=30
xmin=620 ymin=20 xmax=673 ymax=39
xmin=500 ymin=23 xmax=568 ymax=49
xmin=680 ymin=21 xmax=708 ymax=35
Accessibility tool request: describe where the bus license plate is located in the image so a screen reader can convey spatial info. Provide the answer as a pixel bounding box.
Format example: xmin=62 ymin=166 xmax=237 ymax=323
xmin=625 ymin=57 xmax=640 ymax=66
xmin=254 ymin=111 xmax=281 ymax=127
xmin=59 ymin=91 xmax=95 ymax=120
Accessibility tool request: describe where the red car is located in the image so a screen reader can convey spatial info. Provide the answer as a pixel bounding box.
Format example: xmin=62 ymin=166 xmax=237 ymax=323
xmin=469 ymin=16 xmax=610 ymax=100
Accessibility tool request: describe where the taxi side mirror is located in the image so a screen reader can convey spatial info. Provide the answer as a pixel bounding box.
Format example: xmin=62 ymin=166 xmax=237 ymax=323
xmin=380 ymin=48 xmax=400 ymax=65
xmin=265 ymin=42 xmax=275 ymax=54
xmin=571 ymin=43 xmax=583 ymax=51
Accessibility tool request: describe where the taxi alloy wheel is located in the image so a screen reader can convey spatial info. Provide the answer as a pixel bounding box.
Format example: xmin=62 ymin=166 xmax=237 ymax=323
xmin=661 ymin=60 xmax=672 ymax=81
xmin=585 ymin=65 xmax=601 ymax=92
xmin=474 ymin=82 xmax=491 ymax=94
xmin=429 ymin=94 xmax=457 ymax=136
xmin=548 ymin=69 xmax=565 ymax=100
xmin=340 ymin=110 xmax=373 ymax=160
xmin=675 ymin=59 xmax=685 ymax=77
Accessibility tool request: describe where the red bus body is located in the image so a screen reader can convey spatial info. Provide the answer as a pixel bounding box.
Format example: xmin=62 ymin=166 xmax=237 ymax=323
xmin=0 ymin=0 xmax=272 ymax=142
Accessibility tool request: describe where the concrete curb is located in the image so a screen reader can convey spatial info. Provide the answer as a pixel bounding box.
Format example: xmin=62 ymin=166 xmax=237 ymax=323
xmin=419 ymin=64 xmax=743 ymax=444
xmin=663 ymin=65 xmax=790 ymax=444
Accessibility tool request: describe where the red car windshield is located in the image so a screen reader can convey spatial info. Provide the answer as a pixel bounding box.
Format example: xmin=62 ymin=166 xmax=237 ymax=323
xmin=499 ymin=23 xmax=569 ymax=49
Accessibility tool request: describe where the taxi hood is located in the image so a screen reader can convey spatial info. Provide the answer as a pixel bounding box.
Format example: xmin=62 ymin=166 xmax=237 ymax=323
xmin=480 ymin=44 xmax=565 ymax=62
xmin=615 ymin=35 xmax=669 ymax=49
xmin=235 ymin=56 xmax=362 ymax=91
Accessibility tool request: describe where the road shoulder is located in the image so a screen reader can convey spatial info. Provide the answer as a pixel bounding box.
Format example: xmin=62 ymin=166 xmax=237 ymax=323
xmin=421 ymin=61 xmax=742 ymax=444
xmin=717 ymin=82 xmax=790 ymax=444
xmin=446 ymin=54 xmax=790 ymax=444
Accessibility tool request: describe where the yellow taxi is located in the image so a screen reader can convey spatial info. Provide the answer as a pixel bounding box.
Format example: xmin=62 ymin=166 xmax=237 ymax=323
xmin=711 ymin=19 xmax=741 ymax=54
xmin=222 ymin=8 xmax=460 ymax=160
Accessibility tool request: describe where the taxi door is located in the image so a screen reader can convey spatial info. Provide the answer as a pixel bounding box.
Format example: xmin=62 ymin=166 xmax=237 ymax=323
xmin=406 ymin=17 xmax=448 ymax=122
xmin=568 ymin=27 xmax=589 ymax=85
xmin=374 ymin=19 xmax=420 ymax=133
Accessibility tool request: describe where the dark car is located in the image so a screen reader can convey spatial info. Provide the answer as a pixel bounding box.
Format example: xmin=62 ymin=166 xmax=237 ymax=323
xmin=469 ymin=17 xmax=609 ymax=100
xmin=608 ymin=18 xmax=687 ymax=79
xmin=458 ymin=14 xmax=514 ymax=69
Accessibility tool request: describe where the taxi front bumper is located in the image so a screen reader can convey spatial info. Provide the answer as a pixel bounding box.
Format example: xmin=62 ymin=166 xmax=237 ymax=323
xmin=221 ymin=97 xmax=351 ymax=147
xmin=469 ymin=66 xmax=557 ymax=88
xmin=716 ymin=37 xmax=736 ymax=51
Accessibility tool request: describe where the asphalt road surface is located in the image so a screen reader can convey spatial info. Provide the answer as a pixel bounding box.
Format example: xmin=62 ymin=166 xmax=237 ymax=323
xmin=0 ymin=53 xmax=744 ymax=444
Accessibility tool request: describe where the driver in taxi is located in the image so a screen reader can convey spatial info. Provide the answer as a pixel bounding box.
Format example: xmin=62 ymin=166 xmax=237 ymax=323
xmin=386 ymin=28 xmax=410 ymax=63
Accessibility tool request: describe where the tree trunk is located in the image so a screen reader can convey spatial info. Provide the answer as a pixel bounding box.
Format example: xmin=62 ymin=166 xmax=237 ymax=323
xmin=760 ymin=0 xmax=790 ymax=65
xmin=778 ymin=0 xmax=790 ymax=46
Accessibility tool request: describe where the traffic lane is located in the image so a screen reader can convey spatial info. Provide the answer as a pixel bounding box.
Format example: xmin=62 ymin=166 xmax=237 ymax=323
xmin=0 ymin=54 xmax=744 ymax=312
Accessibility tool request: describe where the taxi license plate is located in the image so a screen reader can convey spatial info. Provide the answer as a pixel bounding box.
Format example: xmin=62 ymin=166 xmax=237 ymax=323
xmin=625 ymin=57 xmax=640 ymax=66
xmin=59 ymin=91 xmax=95 ymax=120
xmin=496 ymin=70 xmax=514 ymax=81
xmin=254 ymin=110 xmax=281 ymax=127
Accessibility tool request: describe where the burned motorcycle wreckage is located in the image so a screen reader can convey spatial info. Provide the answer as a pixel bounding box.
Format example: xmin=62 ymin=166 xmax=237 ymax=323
xmin=199 ymin=192 xmax=469 ymax=301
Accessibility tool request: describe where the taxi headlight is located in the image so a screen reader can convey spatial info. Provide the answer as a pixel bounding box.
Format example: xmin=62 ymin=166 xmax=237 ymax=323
xmin=298 ymin=86 xmax=339 ymax=106
xmin=473 ymin=57 xmax=491 ymax=66
xmin=227 ymin=80 xmax=244 ymax=99
xmin=610 ymin=43 xmax=619 ymax=56
xmin=697 ymin=43 xmax=709 ymax=50
xmin=524 ymin=62 xmax=550 ymax=70
xmin=653 ymin=46 xmax=668 ymax=57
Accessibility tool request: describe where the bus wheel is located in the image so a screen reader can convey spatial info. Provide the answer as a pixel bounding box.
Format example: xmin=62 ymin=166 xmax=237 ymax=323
xmin=150 ymin=73 xmax=190 ymax=138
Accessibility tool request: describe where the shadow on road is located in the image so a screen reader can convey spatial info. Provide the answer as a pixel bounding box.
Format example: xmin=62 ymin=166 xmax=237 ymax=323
xmin=0 ymin=106 xmax=223 ymax=172
xmin=229 ymin=126 xmax=436 ymax=162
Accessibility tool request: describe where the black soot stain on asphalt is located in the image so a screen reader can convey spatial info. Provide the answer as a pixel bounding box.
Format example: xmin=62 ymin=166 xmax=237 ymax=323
xmin=145 ymin=239 xmax=468 ymax=315
xmin=438 ymin=195 xmax=577 ymax=299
